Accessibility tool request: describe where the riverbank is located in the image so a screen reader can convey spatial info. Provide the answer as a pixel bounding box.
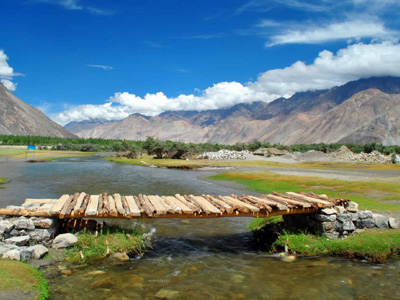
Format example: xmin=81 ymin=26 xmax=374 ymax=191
xmin=0 ymin=260 xmax=49 ymax=300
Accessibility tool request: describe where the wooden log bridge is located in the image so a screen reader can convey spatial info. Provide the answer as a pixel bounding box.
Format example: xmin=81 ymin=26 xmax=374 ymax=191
xmin=0 ymin=192 xmax=347 ymax=219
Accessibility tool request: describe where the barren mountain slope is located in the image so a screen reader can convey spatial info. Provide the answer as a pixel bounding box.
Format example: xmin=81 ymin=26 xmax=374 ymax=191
xmin=0 ymin=83 xmax=76 ymax=138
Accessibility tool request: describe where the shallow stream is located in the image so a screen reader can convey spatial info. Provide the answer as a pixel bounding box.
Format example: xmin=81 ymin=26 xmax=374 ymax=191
xmin=0 ymin=157 xmax=399 ymax=300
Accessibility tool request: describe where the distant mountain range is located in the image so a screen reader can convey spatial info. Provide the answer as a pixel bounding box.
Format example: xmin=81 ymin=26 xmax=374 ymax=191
xmin=0 ymin=82 xmax=76 ymax=138
xmin=66 ymin=77 xmax=400 ymax=145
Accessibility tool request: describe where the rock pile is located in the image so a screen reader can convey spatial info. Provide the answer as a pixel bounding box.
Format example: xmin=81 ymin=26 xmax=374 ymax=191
xmin=253 ymin=148 xmax=289 ymax=157
xmin=283 ymin=201 xmax=399 ymax=239
xmin=346 ymin=150 xmax=394 ymax=164
xmin=0 ymin=216 xmax=77 ymax=261
xmin=196 ymin=150 xmax=250 ymax=160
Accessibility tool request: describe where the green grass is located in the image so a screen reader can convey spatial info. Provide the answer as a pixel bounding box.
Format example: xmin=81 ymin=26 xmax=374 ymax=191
xmin=106 ymin=155 xmax=400 ymax=171
xmin=273 ymin=229 xmax=400 ymax=262
xmin=247 ymin=216 xmax=283 ymax=231
xmin=211 ymin=171 xmax=400 ymax=212
xmin=0 ymin=147 xmax=95 ymax=160
xmin=67 ymin=226 xmax=150 ymax=263
xmin=0 ymin=177 xmax=7 ymax=189
xmin=0 ymin=261 xmax=49 ymax=300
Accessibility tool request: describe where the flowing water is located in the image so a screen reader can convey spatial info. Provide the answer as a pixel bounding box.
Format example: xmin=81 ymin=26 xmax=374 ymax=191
xmin=1 ymin=157 xmax=399 ymax=300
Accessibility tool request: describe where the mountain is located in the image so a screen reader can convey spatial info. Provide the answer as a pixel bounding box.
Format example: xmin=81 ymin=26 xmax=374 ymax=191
xmin=0 ymin=83 xmax=76 ymax=138
xmin=67 ymin=77 xmax=400 ymax=145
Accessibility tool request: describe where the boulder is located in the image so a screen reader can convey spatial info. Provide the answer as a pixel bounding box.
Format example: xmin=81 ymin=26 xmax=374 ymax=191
xmin=356 ymin=218 xmax=375 ymax=229
xmin=359 ymin=210 xmax=373 ymax=219
xmin=323 ymin=231 xmax=340 ymax=239
xmin=342 ymin=221 xmax=356 ymax=231
xmin=29 ymin=229 xmax=54 ymax=243
xmin=388 ymin=217 xmax=400 ymax=229
xmin=20 ymin=247 xmax=35 ymax=261
xmin=316 ymin=221 xmax=336 ymax=232
xmin=0 ymin=220 xmax=14 ymax=234
xmin=0 ymin=242 xmax=19 ymax=255
xmin=345 ymin=201 xmax=359 ymax=212
xmin=373 ymin=214 xmax=388 ymax=229
xmin=336 ymin=213 xmax=352 ymax=222
xmin=3 ymin=249 xmax=21 ymax=261
xmin=349 ymin=212 xmax=359 ymax=221
xmin=110 ymin=252 xmax=129 ymax=261
xmin=28 ymin=245 xmax=49 ymax=259
xmin=9 ymin=229 xmax=27 ymax=237
xmin=335 ymin=206 xmax=346 ymax=214
xmin=32 ymin=218 xmax=57 ymax=229
xmin=4 ymin=235 xmax=30 ymax=246
xmin=13 ymin=217 xmax=35 ymax=231
xmin=321 ymin=208 xmax=336 ymax=215
xmin=52 ymin=233 xmax=78 ymax=249
xmin=315 ymin=214 xmax=336 ymax=222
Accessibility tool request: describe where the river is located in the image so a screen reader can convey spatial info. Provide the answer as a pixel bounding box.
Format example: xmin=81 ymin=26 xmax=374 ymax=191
xmin=0 ymin=157 xmax=399 ymax=300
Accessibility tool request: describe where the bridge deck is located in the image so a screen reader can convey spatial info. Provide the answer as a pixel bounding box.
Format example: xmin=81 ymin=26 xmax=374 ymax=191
xmin=0 ymin=192 xmax=347 ymax=219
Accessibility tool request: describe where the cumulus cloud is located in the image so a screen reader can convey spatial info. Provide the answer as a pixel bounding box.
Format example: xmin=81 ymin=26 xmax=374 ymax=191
xmin=53 ymin=41 xmax=400 ymax=125
xmin=0 ymin=50 xmax=19 ymax=91
xmin=267 ymin=20 xmax=397 ymax=46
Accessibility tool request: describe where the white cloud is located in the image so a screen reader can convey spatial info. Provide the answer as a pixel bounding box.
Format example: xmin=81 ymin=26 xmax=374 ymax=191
xmin=87 ymin=64 xmax=113 ymax=70
xmin=268 ymin=20 xmax=397 ymax=46
xmin=35 ymin=0 xmax=112 ymax=15
xmin=0 ymin=50 xmax=19 ymax=91
xmin=53 ymin=41 xmax=400 ymax=125
xmin=0 ymin=79 xmax=17 ymax=91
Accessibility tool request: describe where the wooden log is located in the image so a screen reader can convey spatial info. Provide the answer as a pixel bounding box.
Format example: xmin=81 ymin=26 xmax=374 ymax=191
xmin=40 ymin=203 xmax=55 ymax=211
xmin=147 ymin=195 xmax=167 ymax=215
xmin=285 ymin=192 xmax=331 ymax=208
xmin=241 ymin=196 xmax=273 ymax=212
xmin=125 ymin=196 xmax=141 ymax=217
xmin=50 ymin=194 xmax=70 ymax=215
xmin=161 ymin=196 xmax=182 ymax=214
xmin=121 ymin=196 xmax=131 ymax=217
xmin=24 ymin=199 xmax=54 ymax=204
xmin=113 ymin=194 xmax=125 ymax=216
xmin=65 ymin=193 xmax=79 ymax=217
xmin=247 ymin=195 xmax=287 ymax=211
xmin=218 ymin=196 xmax=259 ymax=213
xmin=156 ymin=196 xmax=175 ymax=214
xmin=203 ymin=195 xmax=232 ymax=214
xmin=164 ymin=196 xmax=192 ymax=214
xmin=267 ymin=194 xmax=311 ymax=208
xmin=139 ymin=194 xmax=155 ymax=216
xmin=73 ymin=193 xmax=86 ymax=213
xmin=97 ymin=193 xmax=104 ymax=216
xmin=300 ymin=192 xmax=338 ymax=206
xmin=107 ymin=195 xmax=118 ymax=217
xmin=259 ymin=195 xmax=296 ymax=209
xmin=133 ymin=196 xmax=145 ymax=214
xmin=102 ymin=193 xmax=110 ymax=217
xmin=175 ymin=194 xmax=198 ymax=211
xmin=59 ymin=195 xmax=75 ymax=218
xmin=77 ymin=194 xmax=90 ymax=215
xmin=86 ymin=195 xmax=100 ymax=216
xmin=0 ymin=208 xmax=50 ymax=217
xmin=189 ymin=195 xmax=221 ymax=215
xmin=183 ymin=195 xmax=203 ymax=213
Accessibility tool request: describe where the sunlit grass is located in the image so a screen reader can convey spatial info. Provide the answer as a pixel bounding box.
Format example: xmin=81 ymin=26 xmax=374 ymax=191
xmin=273 ymin=229 xmax=400 ymax=262
xmin=0 ymin=261 xmax=49 ymax=300
xmin=107 ymin=155 xmax=400 ymax=171
xmin=0 ymin=147 xmax=95 ymax=160
xmin=211 ymin=171 xmax=400 ymax=212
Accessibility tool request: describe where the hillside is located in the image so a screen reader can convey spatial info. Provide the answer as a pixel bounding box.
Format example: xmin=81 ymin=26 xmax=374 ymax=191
xmin=66 ymin=77 xmax=400 ymax=145
xmin=0 ymin=83 xmax=76 ymax=138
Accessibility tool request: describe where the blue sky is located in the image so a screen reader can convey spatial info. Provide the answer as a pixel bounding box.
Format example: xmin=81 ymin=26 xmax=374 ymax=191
xmin=1 ymin=0 xmax=400 ymax=124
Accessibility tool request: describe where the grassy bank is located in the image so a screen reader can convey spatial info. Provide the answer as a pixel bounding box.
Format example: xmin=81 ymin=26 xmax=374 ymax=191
xmin=67 ymin=227 xmax=150 ymax=263
xmin=0 ymin=147 xmax=95 ymax=160
xmin=107 ymin=155 xmax=400 ymax=171
xmin=0 ymin=261 xmax=49 ymax=300
xmin=211 ymin=171 xmax=400 ymax=212
xmin=273 ymin=229 xmax=400 ymax=262
xmin=0 ymin=177 xmax=7 ymax=189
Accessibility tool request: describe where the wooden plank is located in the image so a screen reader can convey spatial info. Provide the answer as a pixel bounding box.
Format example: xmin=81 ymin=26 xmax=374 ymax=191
xmin=285 ymin=192 xmax=332 ymax=208
xmin=161 ymin=196 xmax=182 ymax=214
xmin=59 ymin=195 xmax=74 ymax=218
xmin=121 ymin=196 xmax=131 ymax=217
xmin=133 ymin=196 xmax=145 ymax=213
xmin=108 ymin=195 xmax=118 ymax=217
xmin=260 ymin=195 xmax=296 ymax=209
xmin=247 ymin=195 xmax=288 ymax=210
xmin=175 ymin=194 xmax=198 ymax=211
xmin=40 ymin=203 xmax=55 ymax=211
xmin=125 ymin=196 xmax=141 ymax=217
xmin=77 ymin=194 xmax=90 ymax=215
xmin=97 ymin=193 xmax=104 ymax=216
xmin=157 ymin=196 xmax=175 ymax=214
xmin=113 ymin=194 xmax=125 ymax=216
xmin=64 ymin=193 xmax=79 ymax=217
xmin=243 ymin=196 xmax=276 ymax=212
xmin=219 ymin=196 xmax=259 ymax=213
xmin=102 ymin=193 xmax=110 ymax=216
xmin=165 ymin=196 xmax=192 ymax=214
xmin=147 ymin=195 xmax=167 ymax=215
xmin=73 ymin=193 xmax=86 ymax=212
xmin=50 ymin=194 xmax=70 ymax=215
xmin=86 ymin=195 xmax=100 ymax=216
xmin=204 ymin=195 xmax=233 ymax=214
xmin=269 ymin=194 xmax=312 ymax=208
xmin=189 ymin=195 xmax=221 ymax=215
xmin=24 ymin=199 xmax=54 ymax=204
xmin=300 ymin=192 xmax=336 ymax=205
xmin=183 ymin=195 xmax=203 ymax=213
xmin=139 ymin=194 xmax=155 ymax=216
